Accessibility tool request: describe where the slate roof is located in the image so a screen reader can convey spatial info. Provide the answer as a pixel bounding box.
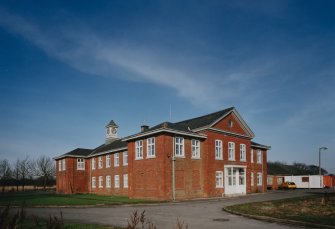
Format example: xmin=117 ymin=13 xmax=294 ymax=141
xmin=124 ymin=107 xmax=235 ymax=141
xmin=54 ymin=148 xmax=93 ymax=159
xmin=251 ymin=141 xmax=271 ymax=150
xmin=89 ymin=138 xmax=127 ymax=156
xmin=106 ymin=120 xmax=118 ymax=127
xmin=173 ymin=107 xmax=234 ymax=130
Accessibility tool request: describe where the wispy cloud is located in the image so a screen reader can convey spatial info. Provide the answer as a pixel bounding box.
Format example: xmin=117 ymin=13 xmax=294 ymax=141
xmin=0 ymin=9 xmax=224 ymax=107
xmin=0 ymin=8 xmax=274 ymax=109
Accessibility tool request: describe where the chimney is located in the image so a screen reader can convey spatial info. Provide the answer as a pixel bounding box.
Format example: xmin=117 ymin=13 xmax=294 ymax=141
xmin=141 ymin=125 xmax=149 ymax=132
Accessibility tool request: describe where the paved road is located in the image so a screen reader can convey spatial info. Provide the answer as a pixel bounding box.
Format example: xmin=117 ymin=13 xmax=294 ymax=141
xmin=25 ymin=190 xmax=328 ymax=229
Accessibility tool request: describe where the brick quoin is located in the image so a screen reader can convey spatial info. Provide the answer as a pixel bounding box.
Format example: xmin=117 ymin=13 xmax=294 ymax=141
xmin=55 ymin=107 xmax=270 ymax=200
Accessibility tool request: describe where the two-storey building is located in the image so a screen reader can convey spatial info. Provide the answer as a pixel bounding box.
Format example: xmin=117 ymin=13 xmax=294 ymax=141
xmin=55 ymin=107 xmax=270 ymax=200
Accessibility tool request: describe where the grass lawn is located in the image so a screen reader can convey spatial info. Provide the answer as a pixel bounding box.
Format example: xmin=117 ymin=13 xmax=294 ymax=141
xmin=226 ymin=192 xmax=335 ymax=226
xmin=0 ymin=191 xmax=152 ymax=206
xmin=21 ymin=219 xmax=117 ymax=229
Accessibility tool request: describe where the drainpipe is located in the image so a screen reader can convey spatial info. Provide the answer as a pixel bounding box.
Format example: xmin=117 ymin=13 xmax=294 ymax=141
xmin=172 ymin=136 xmax=176 ymax=201
xmin=89 ymin=158 xmax=92 ymax=192
xmin=261 ymin=151 xmax=264 ymax=192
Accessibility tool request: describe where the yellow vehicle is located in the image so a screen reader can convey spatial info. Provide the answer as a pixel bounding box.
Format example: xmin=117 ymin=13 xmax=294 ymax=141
xmin=279 ymin=182 xmax=297 ymax=190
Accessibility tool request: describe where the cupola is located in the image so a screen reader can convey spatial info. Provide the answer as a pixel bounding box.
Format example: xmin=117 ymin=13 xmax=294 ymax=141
xmin=105 ymin=120 xmax=118 ymax=144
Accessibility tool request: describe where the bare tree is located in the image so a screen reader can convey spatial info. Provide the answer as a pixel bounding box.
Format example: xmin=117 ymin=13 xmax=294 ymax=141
xmin=0 ymin=159 xmax=11 ymax=192
xmin=13 ymin=159 xmax=20 ymax=191
xmin=33 ymin=155 xmax=55 ymax=190
xmin=13 ymin=157 xmax=33 ymax=191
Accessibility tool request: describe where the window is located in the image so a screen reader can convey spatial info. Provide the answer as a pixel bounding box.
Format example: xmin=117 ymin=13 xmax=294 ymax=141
xmin=240 ymin=144 xmax=246 ymax=161
xmin=106 ymin=175 xmax=111 ymax=188
xmin=302 ymin=177 xmax=309 ymax=182
xmin=92 ymin=177 xmax=96 ymax=188
xmin=227 ymin=167 xmax=236 ymax=186
xmin=92 ymin=158 xmax=96 ymax=170
xmin=175 ymin=137 xmax=184 ymax=157
xmin=114 ymin=153 xmax=119 ymax=167
xmin=215 ymin=140 xmax=222 ymax=160
xmin=123 ymin=151 xmax=128 ymax=166
xmin=135 ymin=140 xmax=143 ymax=159
xmin=77 ymin=158 xmax=85 ymax=170
xmin=239 ymin=168 xmax=245 ymax=185
xmin=228 ymin=119 xmax=233 ymax=127
xmin=62 ymin=159 xmax=66 ymax=171
xmin=257 ymin=172 xmax=262 ymax=186
xmin=147 ymin=137 xmax=155 ymax=158
xmin=58 ymin=160 xmax=62 ymax=171
xmin=114 ymin=175 xmax=120 ymax=188
xmin=98 ymin=156 xmax=103 ymax=168
xmin=99 ymin=176 xmax=103 ymax=188
xmin=257 ymin=150 xmax=262 ymax=164
xmin=215 ymin=171 xmax=223 ymax=188
xmin=123 ymin=174 xmax=128 ymax=188
xmin=106 ymin=155 xmax=111 ymax=168
xmin=228 ymin=142 xmax=235 ymax=161
xmin=191 ymin=139 xmax=200 ymax=158
xmin=251 ymin=149 xmax=254 ymax=163
xmin=251 ymin=172 xmax=254 ymax=186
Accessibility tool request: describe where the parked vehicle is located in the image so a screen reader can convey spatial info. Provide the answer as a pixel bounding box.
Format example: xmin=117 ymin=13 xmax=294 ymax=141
xmin=279 ymin=182 xmax=297 ymax=190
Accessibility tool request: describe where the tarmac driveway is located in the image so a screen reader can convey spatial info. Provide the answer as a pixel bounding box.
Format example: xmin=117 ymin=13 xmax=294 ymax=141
xmin=25 ymin=190 xmax=318 ymax=229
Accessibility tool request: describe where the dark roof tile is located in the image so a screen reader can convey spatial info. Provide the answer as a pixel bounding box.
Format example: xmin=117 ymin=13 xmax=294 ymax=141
xmin=89 ymin=139 xmax=127 ymax=156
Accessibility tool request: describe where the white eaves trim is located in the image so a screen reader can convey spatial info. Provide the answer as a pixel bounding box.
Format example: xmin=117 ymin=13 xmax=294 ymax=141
xmin=122 ymin=127 xmax=207 ymax=141
xmin=208 ymin=128 xmax=253 ymax=139
xmin=251 ymin=144 xmax=271 ymax=150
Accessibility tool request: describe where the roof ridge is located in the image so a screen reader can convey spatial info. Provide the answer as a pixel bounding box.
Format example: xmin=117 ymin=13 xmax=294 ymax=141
xmin=174 ymin=107 xmax=235 ymax=124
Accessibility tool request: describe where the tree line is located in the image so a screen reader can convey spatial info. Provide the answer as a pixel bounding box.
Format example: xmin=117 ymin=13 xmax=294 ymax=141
xmin=268 ymin=161 xmax=330 ymax=176
xmin=0 ymin=155 xmax=55 ymax=192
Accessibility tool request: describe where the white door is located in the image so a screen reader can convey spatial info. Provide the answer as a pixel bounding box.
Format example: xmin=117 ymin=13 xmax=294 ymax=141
xmin=225 ymin=167 xmax=246 ymax=195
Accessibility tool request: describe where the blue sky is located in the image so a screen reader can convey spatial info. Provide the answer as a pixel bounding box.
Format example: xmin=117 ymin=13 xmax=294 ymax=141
xmin=0 ymin=1 xmax=334 ymax=173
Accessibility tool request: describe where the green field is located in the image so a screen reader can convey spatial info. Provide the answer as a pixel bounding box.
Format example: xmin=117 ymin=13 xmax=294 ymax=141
xmin=225 ymin=192 xmax=335 ymax=226
xmin=0 ymin=191 xmax=152 ymax=206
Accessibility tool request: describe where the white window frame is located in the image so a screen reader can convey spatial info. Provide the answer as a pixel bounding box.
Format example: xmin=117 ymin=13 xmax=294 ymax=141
xmin=251 ymin=172 xmax=254 ymax=187
xmin=99 ymin=176 xmax=103 ymax=188
xmin=77 ymin=158 xmax=85 ymax=170
xmin=114 ymin=153 xmax=119 ymax=167
xmin=106 ymin=175 xmax=111 ymax=188
xmin=215 ymin=140 xmax=223 ymax=160
xmin=114 ymin=175 xmax=120 ymax=188
xmin=147 ymin=137 xmax=155 ymax=158
xmin=92 ymin=177 xmax=96 ymax=188
xmin=228 ymin=142 xmax=235 ymax=161
xmin=175 ymin=137 xmax=184 ymax=157
xmin=123 ymin=151 xmax=128 ymax=166
xmin=240 ymin=144 xmax=246 ymax=161
xmin=58 ymin=160 xmax=62 ymax=171
xmin=123 ymin=174 xmax=128 ymax=188
xmin=257 ymin=150 xmax=262 ymax=164
xmin=191 ymin=139 xmax=200 ymax=159
xmin=106 ymin=155 xmax=111 ymax=168
xmin=98 ymin=156 xmax=103 ymax=169
xmin=92 ymin=158 xmax=96 ymax=170
xmin=257 ymin=172 xmax=262 ymax=186
xmin=251 ymin=149 xmax=254 ymax=163
xmin=62 ymin=159 xmax=66 ymax=171
xmin=215 ymin=171 xmax=224 ymax=188
xmin=135 ymin=140 xmax=143 ymax=160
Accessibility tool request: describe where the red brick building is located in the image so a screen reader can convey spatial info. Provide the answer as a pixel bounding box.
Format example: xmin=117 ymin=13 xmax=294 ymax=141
xmin=55 ymin=107 xmax=270 ymax=200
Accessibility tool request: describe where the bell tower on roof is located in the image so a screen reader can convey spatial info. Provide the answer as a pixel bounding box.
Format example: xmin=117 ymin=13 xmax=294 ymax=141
xmin=105 ymin=120 xmax=118 ymax=144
